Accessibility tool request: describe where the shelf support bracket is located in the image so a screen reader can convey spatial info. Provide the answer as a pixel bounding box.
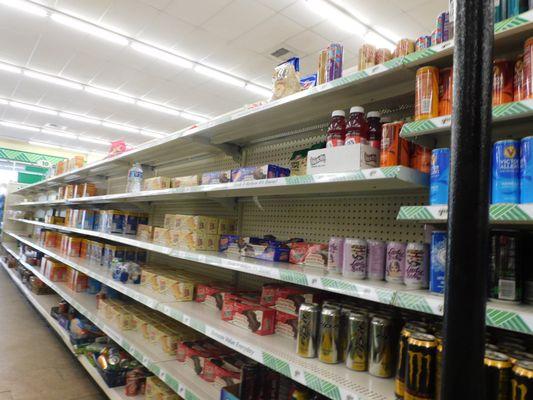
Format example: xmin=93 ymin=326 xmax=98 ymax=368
xmin=210 ymin=197 xmax=237 ymax=212
xmin=191 ymin=137 xmax=241 ymax=162
xmin=252 ymin=196 xmax=264 ymax=211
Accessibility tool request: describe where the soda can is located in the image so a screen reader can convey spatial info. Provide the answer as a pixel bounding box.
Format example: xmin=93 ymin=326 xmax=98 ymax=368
xmin=338 ymin=307 xmax=353 ymax=363
xmin=435 ymin=14 xmax=444 ymax=44
xmin=367 ymin=240 xmax=386 ymax=281
xmin=405 ymin=333 xmax=437 ymax=399
xmin=492 ymin=140 xmax=520 ymax=204
xmin=430 ymin=148 xmax=450 ymax=205
xmin=520 ymin=136 xmax=533 ymax=203
xmin=380 ymin=122 xmax=409 ymax=167
xmin=489 ymin=230 xmax=522 ymax=302
xmin=296 ymin=303 xmax=320 ymax=358
xmin=493 ymin=59 xmax=514 ymax=106
xmin=511 ymin=361 xmax=533 ymax=399
xmin=342 ymin=238 xmax=368 ymax=279
xmin=404 ymin=242 xmax=429 ymax=289
xmin=485 ymin=351 xmax=512 ymax=400
xmin=385 ymin=241 xmax=406 ymax=284
xmin=369 ymin=316 xmax=394 ymax=378
xmin=415 ymin=66 xmax=440 ymax=120
xmin=515 ymin=54 xmax=526 ymax=101
xmin=318 ymin=305 xmax=341 ymax=364
xmin=508 ymin=0 xmax=529 ymax=17
xmin=525 ymin=37 xmax=533 ymax=100
xmin=438 ymin=67 xmax=453 ymax=116
xmin=430 ymin=231 xmax=447 ymax=294
xmin=345 ymin=312 xmax=369 ymax=371
xmin=410 ymin=144 xmax=431 ymax=174
xmin=395 ymin=324 xmax=429 ymax=398
xmin=327 ymin=237 xmax=344 ymax=274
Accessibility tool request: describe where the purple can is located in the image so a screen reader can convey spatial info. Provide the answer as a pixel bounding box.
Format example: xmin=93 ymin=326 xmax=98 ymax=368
xmin=342 ymin=238 xmax=367 ymax=279
xmin=367 ymin=240 xmax=386 ymax=281
xmin=385 ymin=242 xmax=406 ymax=284
xmin=404 ymin=242 xmax=429 ymax=289
xmin=327 ymin=237 xmax=345 ymax=273
xmin=326 ymin=43 xmax=343 ymax=82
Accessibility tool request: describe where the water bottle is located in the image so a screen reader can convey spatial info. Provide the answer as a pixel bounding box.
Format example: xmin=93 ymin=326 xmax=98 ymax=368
xmin=126 ymin=162 xmax=143 ymax=193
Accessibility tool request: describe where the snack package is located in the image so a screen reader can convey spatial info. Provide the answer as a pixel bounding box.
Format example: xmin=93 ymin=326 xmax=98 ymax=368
xmin=171 ymin=175 xmax=200 ymax=188
xmin=275 ymin=310 xmax=298 ymax=340
xmin=218 ymin=235 xmax=240 ymax=252
xmin=143 ymin=177 xmax=171 ymax=191
xmin=302 ymin=243 xmax=329 ymax=268
xmin=228 ymin=300 xmax=276 ymax=335
xmin=153 ymin=228 xmax=171 ymax=246
xmin=274 ymin=287 xmax=318 ymax=316
xmin=201 ymin=171 xmax=231 ymax=185
xmin=137 ymin=224 xmax=154 ymax=242
xmin=239 ymin=237 xmax=290 ymax=262
xmin=271 ymin=60 xmax=301 ymax=100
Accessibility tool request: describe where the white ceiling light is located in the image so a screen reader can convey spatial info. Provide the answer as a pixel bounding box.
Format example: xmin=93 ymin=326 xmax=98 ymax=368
xmin=58 ymin=112 xmax=101 ymax=125
xmin=50 ymin=13 xmax=129 ymax=46
xmin=0 ymin=62 xmax=21 ymax=74
xmin=40 ymin=128 xmax=76 ymax=138
xmin=136 ymin=100 xmax=181 ymax=116
xmin=0 ymin=0 xmax=47 ymax=17
xmin=85 ymin=86 xmax=135 ymax=104
xmin=194 ymin=65 xmax=246 ymax=88
xmin=305 ymin=0 xmax=366 ymax=35
xmin=102 ymin=121 xmax=139 ymax=133
xmin=180 ymin=112 xmax=209 ymax=123
xmin=9 ymin=101 xmax=58 ymax=116
xmin=28 ymin=140 xmax=63 ymax=150
xmin=0 ymin=99 xmax=7 ymax=105
xmin=245 ymin=83 xmax=271 ymax=98
xmin=23 ymin=70 xmax=83 ymax=90
xmin=0 ymin=121 xmax=39 ymax=132
xmin=130 ymin=42 xmax=193 ymax=69
xmin=78 ymin=136 xmax=111 ymax=145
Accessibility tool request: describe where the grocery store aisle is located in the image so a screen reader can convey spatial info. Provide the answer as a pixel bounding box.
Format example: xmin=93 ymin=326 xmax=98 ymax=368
xmin=0 ymin=267 xmax=106 ymax=400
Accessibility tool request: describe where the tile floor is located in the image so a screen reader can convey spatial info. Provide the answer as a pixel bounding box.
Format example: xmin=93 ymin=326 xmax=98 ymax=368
xmin=0 ymin=267 xmax=106 ymax=400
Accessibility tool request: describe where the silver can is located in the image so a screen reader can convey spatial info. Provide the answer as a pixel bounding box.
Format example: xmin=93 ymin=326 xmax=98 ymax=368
xmin=342 ymin=238 xmax=368 ymax=279
xmin=346 ymin=312 xmax=369 ymax=371
xmin=318 ymin=305 xmax=341 ymax=364
xmin=296 ymin=303 xmax=320 ymax=358
xmin=405 ymin=242 xmax=429 ymax=289
xmin=368 ymin=316 xmax=394 ymax=377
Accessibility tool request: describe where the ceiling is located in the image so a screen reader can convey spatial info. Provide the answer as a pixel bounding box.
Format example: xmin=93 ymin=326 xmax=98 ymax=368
xmin=0 ymin=0 xmax=447 ymax=156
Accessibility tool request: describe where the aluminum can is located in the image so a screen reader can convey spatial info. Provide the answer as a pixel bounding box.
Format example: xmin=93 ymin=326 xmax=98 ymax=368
xmin=430 ymin=148 xmax=450 ymax=205
xmin=369 ymin=316 xmax=394 ymax=378
xmin=405 ymin=242 xmax=429 ymax=289
xmin=405 ymin=333 xmax=437 ymax=400
xmin=386 ymin=241 xmax=406 ymax=284
xmin=493 ymin=59 xmax=514 ymax=105
xmin=525 ymin=37 xmax=533 ymax=99
xmin=296 ymin=303 xmax=320 ymax=358
xmin=515 ymin=54 xmax=526 ymax=101
xmin=345 ymin=312 xmax=369 ymax=371
xmin=430 ymin=231 xmax=447 ymax=294
xmin=489 ymin=230 xmax=522 ymax=302
xmin=338 ymin=306 xmax=352 ymax=363
xmin=327 ymin=237 xmax=344 ymax=273
xmin=342 ymin=238 xmax=368 ymax=279
xmin=492 ymin=140 xmax=520 ymax=204
xmin=410 ymin=144 xmax=432 ymax=174
xmin=395 ymin=324 xmax=429 ymax=398
xmin=511 ymin=361 xmax=533 ymax=400
xmin=438 ymin=67 xmax=453 ymax=116
xmin=520 ymin=136 xmax=533 ymax=203
xmin=380 ymin=121 xmax=409 ymax=167
xmin=318 ymin=305 xmax=341 ymax=364
xmin=367 ymin=240 xmax=386 ymax=281
xmin=415 ymin=66 xmax=439 ymax=120
xmin=485 ymin=351 xmax=512 ymax=400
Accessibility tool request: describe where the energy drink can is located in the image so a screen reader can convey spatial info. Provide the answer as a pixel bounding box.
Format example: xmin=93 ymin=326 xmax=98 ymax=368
xmin=435 ymin=340 xmax=443 ymax=400
xmin=485 ymin=351 xmax=512 ymax=400
xmin=520 ymin=136 xmax=533 ymax=203
xmin=405 ymin=242 xmax=429 ymax=289
xmin=318 ymin=305 xmax=341 ymax=364
xmin=345 ymin=312 xmax=369 ymax=371
xmin=395 ymin=325 xmax=427 ymax=398
xmin=342 ymin=238 xmax=368 ymax=279
xmin=327 ymin=237 xmax=344 ymax=274
xmin=367 ymin=240 xmax=386 ymax=281
xmin=386 ymin=241 xmax=406 ymax=284
xmin=525 ymin=38 xmax=533 ymax=99
xmin=415 ymin=66 xmax=440 ymax=120
xmin=489 ymin=230 xmax=522 ymax=302
xmin=410 ymin=144 xmax=432 ymax=174
xmin=511 ymin=361 xmax=533 ymax=399
xmin=380 ymin=121 xmax=409 ymax=167
xmin=493 ymin=59 xmax=514 ymax=105
xmin=515 ymin=54 xmax=526 ymax=101
xmin=430 ymin=231 xmax=447 ymax=294
xmin=430 ymin=148 xmax=450 ymax=205
xmin=296 ymin=303 xmax=320 ymax=358
xmin=507 ymin=0 xmax=529 ymax=17
xmin=405 ymin=333 xmax=437 ymax=400
xmin=438 ymin=67 xmax=453 ymax=116
xmin=369 ymin=316 xmax=394 ymax=378
xmin=338 ymin=307 xmax=352 ymax=362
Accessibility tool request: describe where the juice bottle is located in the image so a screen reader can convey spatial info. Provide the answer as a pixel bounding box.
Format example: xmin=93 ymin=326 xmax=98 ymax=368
xmin=367 ymin=111 xmax=382 ymax=150
xmin=345 ymin=106 xmax=368 ymax=145
xmin=326 ymin=110 xmax=346 ymax=147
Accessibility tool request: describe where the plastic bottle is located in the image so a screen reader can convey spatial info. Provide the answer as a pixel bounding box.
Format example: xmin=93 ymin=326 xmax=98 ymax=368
xmin=345 ymin=106 xmax=368 ymax=145
xmin=367 ymin=111 xmax=383 ymax=150
xmin=126 ymin=162 xmax=143 ymax=193
xmin=326 ymin=110 xmax=346 ymax=147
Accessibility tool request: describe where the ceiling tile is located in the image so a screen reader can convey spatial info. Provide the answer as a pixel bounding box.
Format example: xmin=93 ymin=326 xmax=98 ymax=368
xmin=0 ymin=27 xmax=41 ymax=66
xmin=281 ymin=0 xmax=325 ymax=28
xmin=60 ymin=51 xmax=108 ymax=83
xmin=228 ymin=54 xmax=275 ymax=82
xmin=99 ymin=0 xmax=160 ymax=36
xmin=202 ymin=46 xmax=258 ymax=73
xmin=170 ymin=27 xmax=227 ymax=61
xmin=391 ymin=0 xmax=446 ymax=12
xmin=135 ymin=11 xmax=195 ymax=48
xmin=54 ymin=0 xmax=113 ymax=22
xmin=89 ymin=61 xmax=143 ymax=89
xmin=164 ymin=0 xmax=232 ymax=26
xmin=310 ymin=20 xmax=356 ymax=43
xmin=138 ymin=0 xmax=173 ymax=10
xmin=255 ymin=0 xmax=296 ymax=11
xmin=405 ymin=1 xmax=448 ymax=34
xmin=284 ymin=30 xmax=330 ymax=57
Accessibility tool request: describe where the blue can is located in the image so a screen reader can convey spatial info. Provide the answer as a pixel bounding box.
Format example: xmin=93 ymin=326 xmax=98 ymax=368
xmin=492 ymin=140 xmax=520 ymax=204
xmin=507 ymin=0 xmax=528 ymax=17
xmin=430 ymin=231 xmax=447 ymax=294
xmin=520 ymin=136 xmax=533 ymax=203
xmin=430 ymin=148 xmax=450 ymax=205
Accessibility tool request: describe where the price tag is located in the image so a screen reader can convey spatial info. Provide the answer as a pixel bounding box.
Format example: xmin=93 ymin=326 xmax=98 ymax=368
xmin=143 ymin=356 xmax=150 ymax=365
xmin=309 ymin=277 xmax=322 ymax=288
xmin=178 ymin=385 xmax=186 ymax=396
xmin=159 ymin=371 xmax=166 ymax=380
xmin=292 ymin=368 xmax=305 ymax=384
xmin=183 ymin=315 xmax=191 ymax=325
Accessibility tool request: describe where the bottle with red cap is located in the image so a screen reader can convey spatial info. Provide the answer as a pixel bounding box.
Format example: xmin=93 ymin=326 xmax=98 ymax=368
xmin=367 ymin=111 xmax=382 ymax=150
xmin=345 ymin=106 xmax=368 ymax=145
xmin=326 ymin=110 xmax=346 ymax=147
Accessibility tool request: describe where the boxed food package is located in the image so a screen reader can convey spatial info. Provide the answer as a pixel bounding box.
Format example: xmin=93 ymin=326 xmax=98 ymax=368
xmin=306 ymin=144 xmax=379 ymax=175
xmin=168 ymin=230 xmax=181 ymax=247
xmin=181 ymin=215 xmax=213 ymax=233
xmin=239 ymin=237 xmax=290 ymax=262
xmin=203 ymin=355 xmax=244 ymax=387
xmin=274 ymin=287 xmax=319 ymax=316
xmin=179 ymin=231 xmax=206 ymax=250
xmin=145 ymin=376 xmax=180 ymax=400
xmin=221 ymin=292 xmax=262 ymax=321
xmin=275 ymin=310 xmax=298 ymax=340
xmin=303 ymin=243 xmax=329 ymax=268
xmin=218 ymin=219 xmax=237 ymax=235
xmin=143 ymin=177 xmax=171 ymax=191
xmin=153 ymin=228 xmax=171 ymax=246
xmin=218 ymin=235 xmax=240 ymax=253
xmin=230 ymin=165 xmax=290 ymax=182
xmin=64 ymin=184 xmax=75 ymax=199
xmin=78 ymin=210 xmax=96 ymax=230
xmin=66 ymin=269 xmax=88 ymax=292
xmin=201 ymin=171 xmax=231 ymax=185
xmin=163 ymin=214 xmax=178 ymax=230
xmin=195 ymin=283 xmax=234 ymax=310
xmin=103 ymin=244 xmax=126 ymax=267
xmin=171 ymin=175 xmax=200 ymax=188
xmin=47 ymin=262 xmax=68 ymax=282
xmin=137 ymin=224 xmax=153 ymax=242
xmin=227 ymin=299 xmax=276 ymax=335
xmin=123 ymin=213 xmax=139 ymax=235
xmin=44 ymin=215 xmax=65 ymax=225
xmin=157 ymin=273 xmax=196 ymax=302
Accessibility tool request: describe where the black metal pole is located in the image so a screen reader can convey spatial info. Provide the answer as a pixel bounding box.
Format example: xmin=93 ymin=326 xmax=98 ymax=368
xmin=441 ymin=1 xmax=494 ymax=399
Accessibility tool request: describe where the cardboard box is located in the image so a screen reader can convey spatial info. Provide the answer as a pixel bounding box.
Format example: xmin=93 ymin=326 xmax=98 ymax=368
xmin=163 ymin=214 xmax=177 ymax=230
xmin=306 ymin=144 xmax=379 ymax=175
xmin=137 ymin=224 xmax=153 ymax=242
xmin=201 ymin=171 xmax=231 ymax=185
xmin=171 ymin=175 xmax=200 ymax=188
xmin=275 ymin=310 xmax=298 ymax=340
xmin=153 ymin=227 xmax=171 ymax=246
xmin=143 ymin=176 xmax=171 ymax=191
xmin=229 ymin=300 xmax=276 ymax=335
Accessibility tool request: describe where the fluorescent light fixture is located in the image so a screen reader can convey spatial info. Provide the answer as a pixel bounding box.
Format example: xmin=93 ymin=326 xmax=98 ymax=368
xmin=85 ymin=86 xmax=135 ymax=103
xmin=0 ymin=62 xmax=21 ymax=74
xmin=180 ymin=112 xmax=209 ymax=123
xmin=194 ymin=65 xmax=246 ymax=87
xmin=58 ymin=112 xmax=101 ymax=125
xmin=102 ymin=121 xmax=139 ymax=133
xmin=51 ymin=13 xmax=129 ymax=46
xmin=136 ymin=100 xmax=181 ymax=116
xmin=245 ymin=83 xmax=271 ymax=97
xmin=0 ymin=0 xmax=47 ymax=17
xmin=24 ymin=70 xmax=83 ymax=90
xmin=140 ymin=130 xmax=165 ymax=138
xmin=0 ymin=121 xmax=39 ymax=132
xmin=28 ymin=140 xmax=62 ymax=150
xmin=40 ymin=128 xmax=76 ymax=138
xmin=305 ymin=0 xmax=366 ymax=35
xmin=78 ymin=136 xmax=111 ymax=145
xmin=130 ymin=42 xmax=193 ymax=68
xmin=9 ymin=101 xmax=58 ymax=116
xmin=0 ymin=99 xmax=7 ymax=105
